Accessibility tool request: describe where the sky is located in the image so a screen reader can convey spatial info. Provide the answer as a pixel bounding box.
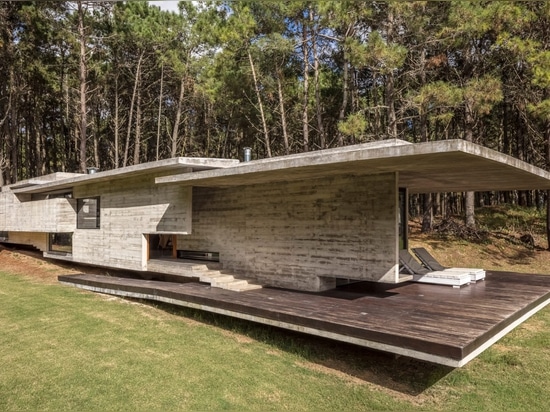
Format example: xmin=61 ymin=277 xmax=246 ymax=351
xmin=149 ymin=1 xmax=181 ymax=13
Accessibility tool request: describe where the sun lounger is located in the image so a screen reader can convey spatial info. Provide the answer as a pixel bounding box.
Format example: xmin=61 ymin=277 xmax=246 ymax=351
xmin=399 ymin=250 xmax=471 ymax=288
xmin=411 ymin=247 xmax=485 ymax=282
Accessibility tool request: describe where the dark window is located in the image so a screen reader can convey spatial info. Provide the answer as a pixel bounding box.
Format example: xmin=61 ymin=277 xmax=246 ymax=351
xmin=47 ymin=192 xmax=73 ymax=199
xmin=77 ymin=197 xmax=100 ymax=229
xmin=49 ymin=233 xmax=72 ymax=254
xmin=0 ymin=231 xmax=8 ymax=240
xmin=31 ymin=191 xmax=73 ymax=201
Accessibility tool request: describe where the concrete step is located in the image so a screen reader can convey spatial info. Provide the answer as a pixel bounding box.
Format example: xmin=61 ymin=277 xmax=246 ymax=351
xmin=210 ymin=279 xmax=262 ymax=292
xmin=147 ymin=259 xmax=263 ymax=292
xmin=224 ymin=283 xmax=263 ymax=292
xmin=188 ymin=265 xmax=211 ymax=272
xmin=216 ymin=279 xmax=263 ymax=292
xmin=197 ymin=270 xmax=221 ymax=278
xmin=200 ymin=272 xmax=232 ymax=283
xmin=210 ymin=276 xmax=239 ymax=287
xmin=147 ymin=259 xmax=224 ymax=279
xmin=199 ymin=269 xmax=263 ymax=292
xmin=216 ymin=279 xmax=249 ymax=289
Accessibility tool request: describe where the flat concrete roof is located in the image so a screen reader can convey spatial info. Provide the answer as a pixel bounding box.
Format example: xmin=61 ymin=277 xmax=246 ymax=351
xmin=12 ymin=139 xmax=550 ymax=195
xmin=156 ymin=140 xmax=550 ymax=193
xmin=12 ymin=157 xmax=239 ymax=195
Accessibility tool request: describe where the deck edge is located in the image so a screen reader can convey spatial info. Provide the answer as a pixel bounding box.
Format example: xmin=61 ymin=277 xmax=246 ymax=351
xmin=458 ymin=294 xmax=550 ymax=367
xmin=60 ymin=280 xmax=464 ymax=367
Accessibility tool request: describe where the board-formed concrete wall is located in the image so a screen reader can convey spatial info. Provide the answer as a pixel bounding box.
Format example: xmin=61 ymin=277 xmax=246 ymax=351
xmin=72 ymin=172 xmax=192 ymax=271
xmin=0 ymin=192 xmax=76 ymax=233
xmin=179 ymin=172 xmax=398 ymax=291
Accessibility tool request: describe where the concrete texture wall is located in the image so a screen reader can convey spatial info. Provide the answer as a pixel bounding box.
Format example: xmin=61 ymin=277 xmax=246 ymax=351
xmin=0 ymin=168 xmax=399 ymax=291
xmin=0 ymin=192 xmax=76 ymax=233
xmin=179 ymin=172 xmax=398 ymax=291
xmin=72 ymin=172 xmax=192 ymax=270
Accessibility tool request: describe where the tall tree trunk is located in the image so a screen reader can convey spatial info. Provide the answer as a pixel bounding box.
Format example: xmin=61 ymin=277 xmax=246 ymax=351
xmin=222 ymin=107 xmax=234 ymax=158
xmin=337 ymin=42 xmax=350 ymax=147
xmin=276 ymin=70 xmax=290 ymax=155
xmin=9 ymin=69 xmax=18 ymax=183
xmin=78 ymin=1 xmax=88 ymax=173
xmin=248 ymin=49 xmax=271 ymax=157
xmin=205 ymin=102 xmax=211 ymax=155
xmin=35 ymin=116 xmax=44 ymax=176
xmin=546 ymin=190 xmax=550 ymax=250
xmin=0 ymin=117 xmax=5 ymax=185
xmin=24 ymin=110 xmax=30 ymax=178
xmin=114 ymin=73 xmax=120 ymax=168
xmin=545 ymin=114 xmax=550 ymax=250
xmin=171 ymin=74 xmax=185 ymax=157
xmin=310 ymin=7 xmax=325 ymax=149
xmin=93 ymin=105 xmax=100 ymax=168
xmin=302 ymin=21 xmax=309 ymax=152
xmin=0 ymin=69 xmax=14 ymax=180
xmin=62 ymin=52 xmax=70 ymax=172
xmin=422 ymin=194 xmax=433 ymax=233
xmin=386 ymin=72 xmax=397 ymax=139
xmin=0 ymin=158 xmax=5 ymax=187
xmin=133 ymin=85 xmax=142 ymax=165
xmin=420 ymin=109 xmax=433 ymax=232
xmin=338 ymin=22 xmax=355 ymax=147
xmin=123 ymin=51 xmax=144 ymax=167
xmin=385 ymin=6 xmax=397 ymax=139
xmin=156 ymin=63 xmax=164 ymax=161
xmin=418 ymin=46 xmax=432 ymax=232
xmin=465 ymin=194 xmax=476 ymax=229
xmin=0 ymin=83 xmax=12 ymax=180
xmin=464 ymin=105 xmax=476 ymax=229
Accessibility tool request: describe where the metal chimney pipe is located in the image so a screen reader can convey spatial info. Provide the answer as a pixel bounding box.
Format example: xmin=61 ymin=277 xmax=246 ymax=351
xmin=243 ymin=147 xmax=252 ymax=162
xmin=86 ymin=167 xmax=99 ymax=174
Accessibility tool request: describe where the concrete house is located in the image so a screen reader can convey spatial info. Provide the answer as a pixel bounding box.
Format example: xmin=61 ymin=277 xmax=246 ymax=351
xmin=2 ymin=139 xmax=550 ymax=292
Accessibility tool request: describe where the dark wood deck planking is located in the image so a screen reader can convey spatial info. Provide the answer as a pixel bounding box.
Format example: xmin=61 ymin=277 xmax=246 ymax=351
xmin=58 ymin=270 xmax=550 ymax=366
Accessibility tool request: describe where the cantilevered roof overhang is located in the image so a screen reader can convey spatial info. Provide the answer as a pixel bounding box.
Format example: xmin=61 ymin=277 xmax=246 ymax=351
xmin=11 ymin=157 xmax=239 ymax=195
xmin=155 ymin=140 xmax=550 ymax=193
xmin=12 ymin=139 xmax=550 ymax=195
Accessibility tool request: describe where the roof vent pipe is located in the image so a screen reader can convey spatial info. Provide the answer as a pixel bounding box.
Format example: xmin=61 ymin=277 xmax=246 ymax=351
xmin=86 ymin=167 xmax=99 ymax=174
xmin=243 ymin=147 xmax=252 ymax=162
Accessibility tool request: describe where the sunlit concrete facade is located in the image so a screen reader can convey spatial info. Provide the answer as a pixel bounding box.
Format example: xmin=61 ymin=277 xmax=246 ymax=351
xmin=2 ymin=139 xmax=550 ymax=291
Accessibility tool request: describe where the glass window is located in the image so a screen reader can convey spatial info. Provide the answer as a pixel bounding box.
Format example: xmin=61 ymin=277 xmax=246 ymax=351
xmin=31 ymin=191 xmax=72 ymax=201
xmin=49 ymin=233 xmax=72 ymax=254
xmin=77 ymin=197 xmax=100 ymax=229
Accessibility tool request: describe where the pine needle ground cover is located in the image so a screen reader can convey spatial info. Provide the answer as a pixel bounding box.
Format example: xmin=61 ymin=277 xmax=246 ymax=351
xmin=1 ymin=206 xmax=550 ymax=411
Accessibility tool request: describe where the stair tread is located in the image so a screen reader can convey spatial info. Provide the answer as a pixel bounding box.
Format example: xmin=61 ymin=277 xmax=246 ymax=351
xmin=147 ymin=259 xmax=262 ymax=292
xmin=224 ymin=283 xmax=263 ymax=292
xmin=209 ymin=275 xmax=236 ymax=283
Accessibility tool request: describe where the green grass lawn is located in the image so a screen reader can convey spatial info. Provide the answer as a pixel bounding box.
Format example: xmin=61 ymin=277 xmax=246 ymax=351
xmin=1 ymin=266 xmax=550 ymax=411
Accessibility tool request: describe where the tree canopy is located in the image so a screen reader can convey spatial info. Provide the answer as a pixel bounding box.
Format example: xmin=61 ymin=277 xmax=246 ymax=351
xmin=1 ymin=1 xmax=549 ymax=195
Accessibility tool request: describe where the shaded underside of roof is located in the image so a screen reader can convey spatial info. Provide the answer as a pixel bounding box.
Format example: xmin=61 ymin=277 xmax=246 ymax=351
xmin=11 ymin=157 xmax=239 ymax=195
xmin=156 ymin=140 xmax=550 ymax=193
xmin=11 ymin=139 xmax=550 ymax=195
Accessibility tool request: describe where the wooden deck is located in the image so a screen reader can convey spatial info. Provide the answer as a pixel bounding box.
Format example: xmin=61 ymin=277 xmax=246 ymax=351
xmin=58 ymin=271 xmax=550 ymax=367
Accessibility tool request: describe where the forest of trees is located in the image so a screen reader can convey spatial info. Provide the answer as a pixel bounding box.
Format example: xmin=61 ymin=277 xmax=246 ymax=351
xmin=1 ymin=1 xmax=550 ymax=236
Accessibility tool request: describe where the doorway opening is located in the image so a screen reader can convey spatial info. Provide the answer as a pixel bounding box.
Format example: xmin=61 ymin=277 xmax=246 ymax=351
xmin=147 ymin=234 xmax=177 ymax=259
